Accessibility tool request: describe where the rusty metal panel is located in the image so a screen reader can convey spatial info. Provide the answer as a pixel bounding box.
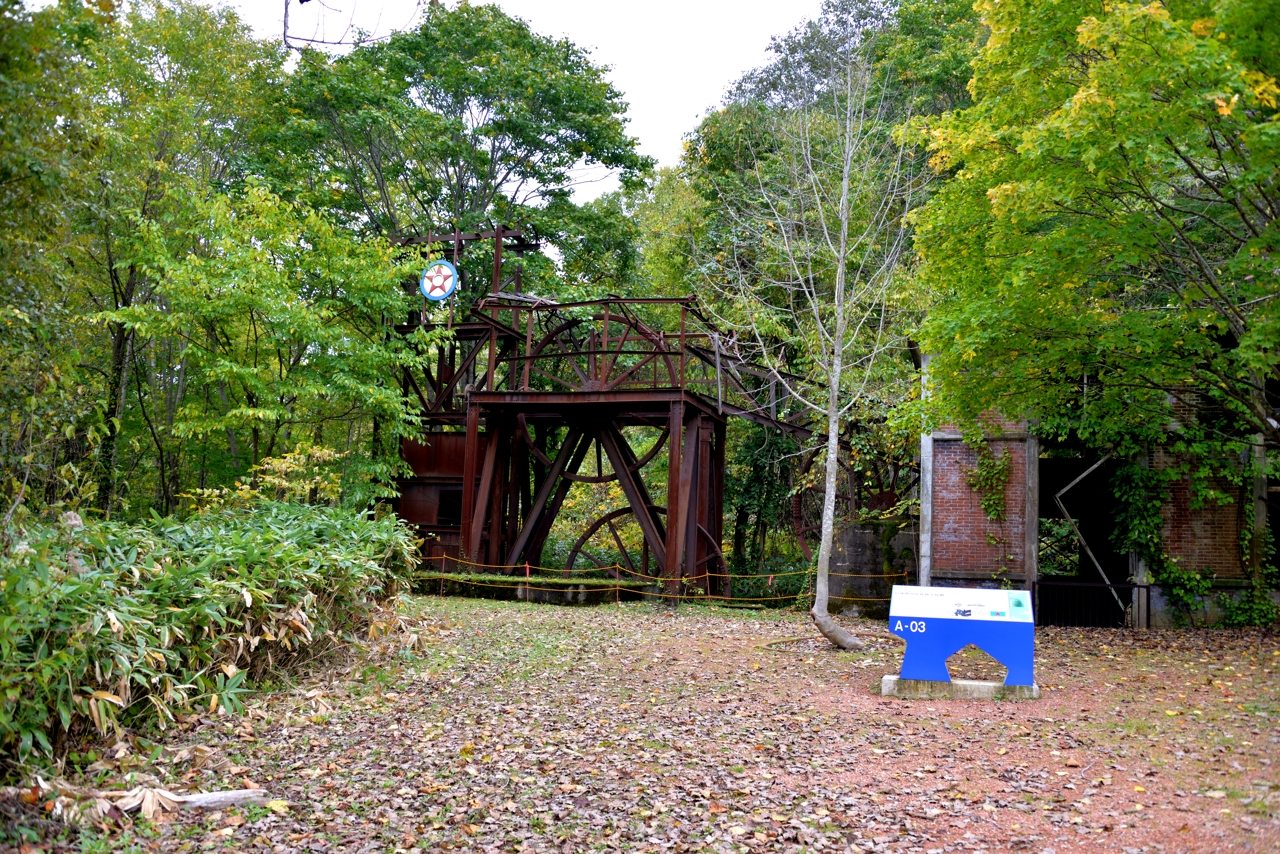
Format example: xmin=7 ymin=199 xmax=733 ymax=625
xmin=402 ymin=434 xmax=468 ymax=478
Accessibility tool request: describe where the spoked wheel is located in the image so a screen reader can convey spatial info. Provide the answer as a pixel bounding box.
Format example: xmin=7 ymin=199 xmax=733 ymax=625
xmin=689 ymin=524 xmax=731 ymax=598
xmin=566 ymin=507 xmax=665 ymax=579
xmin=526 ymin=314 xmax=679 ymax=393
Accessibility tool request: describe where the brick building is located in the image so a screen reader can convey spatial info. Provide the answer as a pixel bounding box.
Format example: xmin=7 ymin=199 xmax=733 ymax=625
xmin=918 ymin=428 xmax=1269 ymax=626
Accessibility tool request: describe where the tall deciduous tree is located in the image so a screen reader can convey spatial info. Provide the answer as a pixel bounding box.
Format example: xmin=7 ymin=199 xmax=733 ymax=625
xmin=690 ymin=1 xmax=925 ymax=647
xmin=64 ymin=0 xmax=284 ymax=513
xmin=912 ymin=0 xmax=1279 ymax=574
xmin=0 ymin=0 xmax=95 ymax=537
xmin=107 ymin=185 xmax=433 ymax=510
xmin=274 ymin=2 xmax=652 ymax=298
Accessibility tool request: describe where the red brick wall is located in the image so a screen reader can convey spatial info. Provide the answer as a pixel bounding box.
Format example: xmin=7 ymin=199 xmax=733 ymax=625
xmin=1159 ymin=464 xmax=1245 ymax=579
xmin=931 ymin=438 xmax=1029 ymax=582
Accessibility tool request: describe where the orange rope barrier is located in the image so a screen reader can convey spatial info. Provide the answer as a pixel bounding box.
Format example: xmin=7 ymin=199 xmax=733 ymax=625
xmin=414 ymin=573 xmax=891 ymax=603
xmin=412 ymin=571 xmax=890 ymax=604
xmin=417 ymin=553 xmax=906 ymax=582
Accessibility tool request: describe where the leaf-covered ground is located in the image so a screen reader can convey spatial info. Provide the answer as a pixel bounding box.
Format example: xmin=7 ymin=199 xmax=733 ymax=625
xmin=49 ymin=598 xmax=1280 ymax=852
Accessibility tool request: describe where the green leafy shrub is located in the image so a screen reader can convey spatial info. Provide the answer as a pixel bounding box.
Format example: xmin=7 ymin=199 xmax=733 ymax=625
xmin=0 ymin=502 xmax=417 ymax=775
xmin=1219 ymin=580 xmax=1279 ymax=628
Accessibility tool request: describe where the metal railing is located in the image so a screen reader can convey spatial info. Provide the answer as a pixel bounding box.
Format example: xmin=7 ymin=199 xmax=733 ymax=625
xmin=1032 ymin=580 xmax=1151 ymax=629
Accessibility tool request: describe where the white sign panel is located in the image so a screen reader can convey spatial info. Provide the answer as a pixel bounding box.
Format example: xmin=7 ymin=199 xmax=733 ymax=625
xmin=889 ymin=585 xmax=1033 ymax=623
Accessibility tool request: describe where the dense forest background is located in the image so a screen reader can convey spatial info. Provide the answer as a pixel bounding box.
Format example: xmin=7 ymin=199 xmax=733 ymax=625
xmin=3 ymin=0 xmax=1276 ymax=582
xmin=1 ymin=0 xmax=1277 ymax=769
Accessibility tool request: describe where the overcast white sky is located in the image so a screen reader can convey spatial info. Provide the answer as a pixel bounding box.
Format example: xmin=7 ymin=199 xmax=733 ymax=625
xmin=219 ymin=0 xmax=826 ymax=199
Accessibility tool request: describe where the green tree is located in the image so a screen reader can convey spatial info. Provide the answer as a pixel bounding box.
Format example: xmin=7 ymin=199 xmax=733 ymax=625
xmin=274 ymin=2 xmax=652 ymax=300
xmin=59 ymin=0 xmax=285 ymax=513
xmin=108 ymin=185 xmax=434 ymax=510
xmin=914 ymin=0 xmax=1279 ymax=450
xmin=911 ymin=0 xmax=1279 ymax=602
xmin=0 ymin=0 xmax=100 ymax=538
xmin=668 ymin=1 xmax=926 ymax=646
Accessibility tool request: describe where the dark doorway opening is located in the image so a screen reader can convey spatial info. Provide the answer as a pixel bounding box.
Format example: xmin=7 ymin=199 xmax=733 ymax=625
xmin=1037 ymin=455 xmax=1133 ymax=626
xmin=438 ymin=488 xmax=463 ymax=528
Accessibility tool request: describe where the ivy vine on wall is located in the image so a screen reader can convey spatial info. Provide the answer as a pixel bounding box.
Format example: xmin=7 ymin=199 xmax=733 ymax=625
xmin=962 ymin=443 xmax=1011 ymax=522
xmin=1110 ymin=462 xmax=1212 ymax=623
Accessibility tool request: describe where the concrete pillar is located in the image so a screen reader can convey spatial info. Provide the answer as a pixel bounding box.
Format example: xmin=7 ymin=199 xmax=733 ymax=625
xmin=1023 ymin=433 xmax=1039 ymax=590
xmin=918 ymin=354 xmax=933 ymax=587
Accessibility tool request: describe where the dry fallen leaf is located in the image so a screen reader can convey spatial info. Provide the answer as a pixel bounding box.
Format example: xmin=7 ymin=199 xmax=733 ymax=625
xmin=106 ymin=600 xmax=1278 ymax=853
xmin=111 ymin=787 xmax=183 ymax=820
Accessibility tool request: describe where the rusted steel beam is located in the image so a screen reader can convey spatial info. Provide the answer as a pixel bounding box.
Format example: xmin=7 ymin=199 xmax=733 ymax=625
xmin=463 ymin=310 xmax=524 ymax=340
xmin=681 ymin=415 xmax=704 ymax=589
xmin=432 ymin=340 xmax=485 ymax=413
xmin=477 ymin=295 xmax=696 ymax=311
xmin=505 ymin=426 xmax=582 ymax=566
xmin=511 ymin=426 xmax=529 ymax=553
xmin=712 ymin=419 xmax=729 ymax=598
xmin=460 ymin=404 xmax=481 ymax=559
xmin=599 ymin=424 xmax=667 ymax=571
xmin=663 ymin=403 xmax=686 ymax=596
xmin=403 ymin=368 xmax=431 ymax=415
xmin=521 ymin=310 xmax=534 ymax=390
xmin=488 ymin=422 xmax=509 ymax=565
xmin=468 ymin=390 xmax=725 ymax=415
xmin=527 ymin=430 xmax=592 ymax=566
xmin=468 ymin=429 xmax=500 ymax=564
xmin=486 ymin=327 xmax=497 ymax=393
xmin=394 ymin=229 xmax=526 ymax=247
xmin=601 ymin=423 xmax=665 ymax=542
xmin=692 ymin=417 xmax=713 ymax=590
xmin=491 ymin=224 xmax=503 ymax=296
xmin=716 ymin=401 xmax=812 ymax=438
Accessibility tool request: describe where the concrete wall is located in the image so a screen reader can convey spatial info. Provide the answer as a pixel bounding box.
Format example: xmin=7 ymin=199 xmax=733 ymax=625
xmin=829 ymin=521 xmax=917 ymax=619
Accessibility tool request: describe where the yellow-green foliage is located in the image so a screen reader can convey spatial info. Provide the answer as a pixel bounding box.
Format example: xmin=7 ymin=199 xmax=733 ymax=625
xmin=0 ymin=502 xmax=417 ymax=775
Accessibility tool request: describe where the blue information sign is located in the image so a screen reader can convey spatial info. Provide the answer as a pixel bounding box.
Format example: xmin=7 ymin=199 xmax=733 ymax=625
xmin=888 ymin=585 xmax=1035 ymax=686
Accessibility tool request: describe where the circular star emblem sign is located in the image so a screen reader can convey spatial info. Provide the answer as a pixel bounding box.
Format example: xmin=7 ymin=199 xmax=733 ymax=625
xmin=419 ymin=260 xmax=459 ymax=301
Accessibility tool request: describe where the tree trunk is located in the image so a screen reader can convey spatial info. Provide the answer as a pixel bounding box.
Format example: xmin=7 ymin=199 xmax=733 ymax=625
xmin=809 ymin=82 xmax=866 ymax=653
xmin=97 ymin=322 xmax=133 ymax=515
xmin=810 ymin=393 xmax=863 ymax=650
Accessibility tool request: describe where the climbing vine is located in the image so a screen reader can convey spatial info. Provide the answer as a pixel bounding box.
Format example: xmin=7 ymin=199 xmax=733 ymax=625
xmin=962 ymin=443 xmax=1011 ymax=522
xmin=1110 ymin=463 xmax=1212 ymax=623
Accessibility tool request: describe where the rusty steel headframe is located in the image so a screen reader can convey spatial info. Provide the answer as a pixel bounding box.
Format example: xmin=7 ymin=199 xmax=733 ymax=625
xmin=390 ymin=226 xmax=807 ymax=599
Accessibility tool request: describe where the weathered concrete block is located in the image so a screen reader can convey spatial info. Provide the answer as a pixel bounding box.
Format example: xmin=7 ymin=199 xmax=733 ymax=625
xmin=830 ymin=520 xmax=917 ymax=620
xmin=880 ymin=674 xmax=1040 ymax=700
